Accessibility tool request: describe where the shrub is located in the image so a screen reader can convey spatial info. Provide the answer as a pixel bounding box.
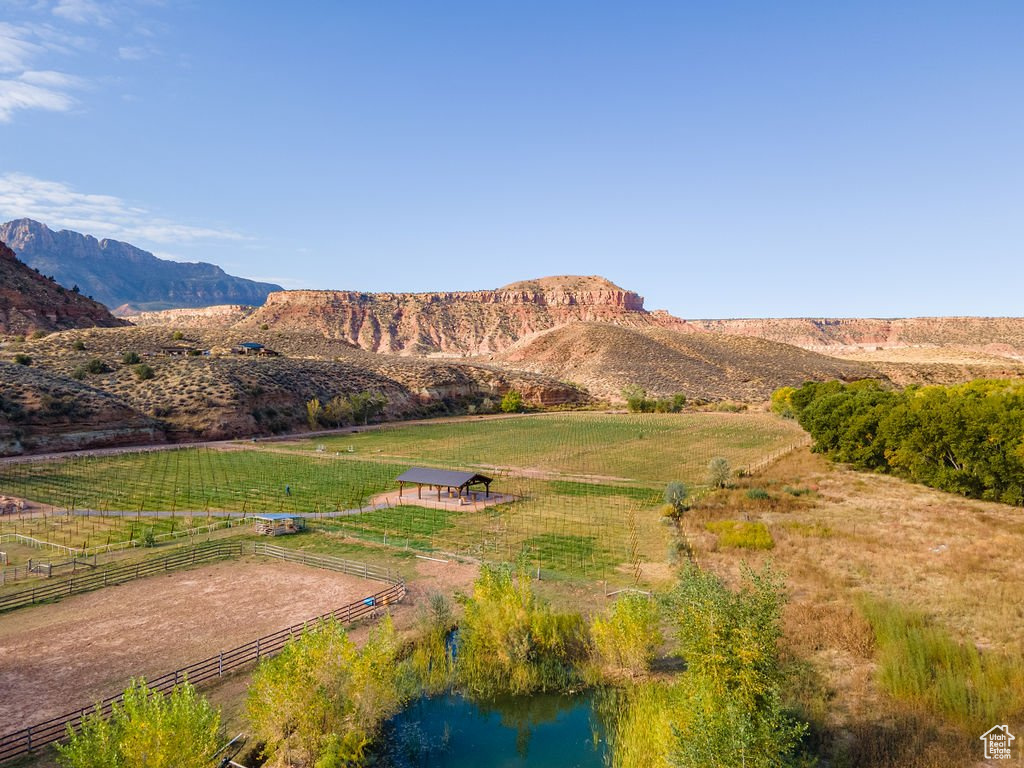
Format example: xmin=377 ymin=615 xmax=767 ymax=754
xmin=30 ymin=329 xmax=47 ymax=339
xmin=663 ymin=564 xmax=805 ymax=767
xmin=13 ymin=353 xmax=31 ymax=366
xmin=57 ymin=679 xmax=221 ymax=768
xmin=247 ymin=617 xmax=408 ymax=766
xmin=746 ymin=487 xmax=771 ymax=500
xmin=171 ymin=331 xmax=184 ymax=340
xmin=260 ymin=323 xmax=269 ymax=330
xmin=707 ymin=457 xmax=731 ymax=488
xmin=622 ymin=385 xmax=655 ymax=413
xmin=121 ymin=351 xmax=141 ymax=364
xmin=589 ymin=593 xmax=663 ymax=681
xmin=500 ymin=389 xmax=524 ymax=413
xmin=134 ymin=363 xmax=155 ymax=380
xmin=705 ymin=520 xmax=774 ymax=549
xmin=141 ymin=528 xmax=157 ymax=547
xmin=663 ymin=481 xmax=688 ymax=518
xmin=72 ymin=340 xmax=86 ymax=351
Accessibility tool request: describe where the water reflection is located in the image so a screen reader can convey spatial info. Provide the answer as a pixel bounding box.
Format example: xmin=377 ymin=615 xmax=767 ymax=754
xmin=377 ymin=693 xmax=604 ymax=767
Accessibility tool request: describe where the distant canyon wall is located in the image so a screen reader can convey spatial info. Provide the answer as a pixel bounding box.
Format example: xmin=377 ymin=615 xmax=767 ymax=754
xmin=231 ymin=277 xmax=690 ymax=355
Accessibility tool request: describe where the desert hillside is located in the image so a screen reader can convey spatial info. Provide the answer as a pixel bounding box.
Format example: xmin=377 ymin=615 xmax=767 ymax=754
xmin=494 ymin=323 xmax=881 ymax=400
xmin=0 ymin=326 xmax=584 ymax=453
xmin=0 ymin=239 xmax=128 ymax=335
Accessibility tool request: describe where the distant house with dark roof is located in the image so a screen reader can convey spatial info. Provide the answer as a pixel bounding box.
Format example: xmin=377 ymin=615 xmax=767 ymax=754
xmin=396 ymin=467 xmax=493 ymax=501
xmin=232 ymin=341 xmax=279 ymax=356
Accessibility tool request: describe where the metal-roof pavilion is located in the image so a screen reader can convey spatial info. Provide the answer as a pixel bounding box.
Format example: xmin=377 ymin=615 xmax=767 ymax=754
xmin=396 ymin=467 xmax=493 ymax=500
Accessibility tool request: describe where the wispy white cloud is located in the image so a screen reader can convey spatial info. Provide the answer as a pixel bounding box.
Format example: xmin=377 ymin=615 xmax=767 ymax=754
xmin=52 ymin=0 xmax=112 ymax=26
xmin=0 ymin=172 xmax=246 ymax=246
xmin=0 ymin=3 xmax=162 ymax=122
xmin=0 ymin=20 xmax=87 ymax=120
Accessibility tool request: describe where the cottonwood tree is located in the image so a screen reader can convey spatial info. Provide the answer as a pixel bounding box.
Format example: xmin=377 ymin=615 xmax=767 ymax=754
xmin=57 ymin=679 xmax=221 ymax=768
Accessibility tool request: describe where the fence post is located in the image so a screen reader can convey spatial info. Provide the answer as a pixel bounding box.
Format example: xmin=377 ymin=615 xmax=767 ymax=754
xmin=26 ymin=725 xmax=32 ymax=752
xmin=256 ymin=638 xmax=261 ymax=660
xmin=219 ymin=651 xmax=223 ymax=677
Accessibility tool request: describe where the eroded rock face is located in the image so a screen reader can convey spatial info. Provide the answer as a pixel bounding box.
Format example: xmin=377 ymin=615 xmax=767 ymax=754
xmin=235 ymin=276 xmax=689 ymax=355
xmin=122 ymin=304 xmax=256 ymax=327
xmin=0 ymin=239 xmax=129 ymax=335
xmin=690 ymin=317 xmax=1024 ymax=357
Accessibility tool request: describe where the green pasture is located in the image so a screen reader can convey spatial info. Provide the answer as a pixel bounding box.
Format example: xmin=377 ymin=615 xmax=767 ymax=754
xmin=0 ymin=449 xmax=401 ymax=514
xmin=278 ymin=412 xmax=805 ymax=485
xmin=0 ymin=411 xmax=801 ymax=578
xmin=315 ymin=475 xmax=664 ymax=579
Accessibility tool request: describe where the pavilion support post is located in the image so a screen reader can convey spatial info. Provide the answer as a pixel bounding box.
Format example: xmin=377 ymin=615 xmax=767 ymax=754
xmin=417 ymin=485 xmax=422 ymax=499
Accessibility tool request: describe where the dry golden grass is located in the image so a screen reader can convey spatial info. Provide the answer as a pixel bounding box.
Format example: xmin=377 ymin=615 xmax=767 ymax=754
xmin=685 ymin=447 xmax=1024 ymax=767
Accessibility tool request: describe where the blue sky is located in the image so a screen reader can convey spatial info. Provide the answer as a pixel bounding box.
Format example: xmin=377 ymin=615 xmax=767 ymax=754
xmin=0 ymin=1 xmax=1022 ymax=318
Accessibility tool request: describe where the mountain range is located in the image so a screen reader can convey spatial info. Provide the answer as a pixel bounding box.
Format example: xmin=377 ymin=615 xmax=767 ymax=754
xmin=0 ymin=219 xmax=281 ymax=313
xmin=3 ymin=220 xmax=1024 ymax=455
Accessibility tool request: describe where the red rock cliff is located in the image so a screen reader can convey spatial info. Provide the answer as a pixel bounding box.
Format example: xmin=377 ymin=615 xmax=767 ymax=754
xmin=234 ymin=275 xmax=687 ymax=355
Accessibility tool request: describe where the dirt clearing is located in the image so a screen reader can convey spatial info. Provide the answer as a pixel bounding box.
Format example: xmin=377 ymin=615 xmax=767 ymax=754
xmin=0 ymin=558 xmax=381 ymax=732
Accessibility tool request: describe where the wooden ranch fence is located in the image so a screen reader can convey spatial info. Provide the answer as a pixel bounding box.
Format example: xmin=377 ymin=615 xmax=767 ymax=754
xmin=0 ymin=543 xmax=406 ymax=762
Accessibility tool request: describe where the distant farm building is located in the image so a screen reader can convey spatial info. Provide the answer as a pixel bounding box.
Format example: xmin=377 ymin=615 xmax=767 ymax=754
xmin=232 ymin=342 xmax=279 ymax=356
xmin=158 ymin=344 xmax=200 ymax=356
xmin=252 ymin=513 xmax=306 ymax=536
xmin=396 ymin=467 xmax=493 ymax=502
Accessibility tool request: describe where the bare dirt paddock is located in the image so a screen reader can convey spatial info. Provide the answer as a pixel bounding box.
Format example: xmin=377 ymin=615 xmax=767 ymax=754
xmin=0 ymin=558 xmax=382 ymax=732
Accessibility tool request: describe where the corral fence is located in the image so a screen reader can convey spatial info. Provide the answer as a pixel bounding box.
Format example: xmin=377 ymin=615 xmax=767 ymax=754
xmin=0 ymin=541 xmax=398 ymax=612
xmin=0 ymin=542 xmax=405 ymax=762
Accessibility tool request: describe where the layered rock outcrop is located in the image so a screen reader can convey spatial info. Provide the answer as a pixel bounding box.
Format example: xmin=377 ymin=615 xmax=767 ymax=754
xmin=692 ymin=317 xmax=1024 ymax=359
xmin=235 ymin=275 xmax=689 ymax=355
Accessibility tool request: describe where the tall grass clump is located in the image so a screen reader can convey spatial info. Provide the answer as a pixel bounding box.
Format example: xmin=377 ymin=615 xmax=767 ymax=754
xmin=409 ymin=592 xmax=456 ymax=694
xmin=456 ymin=563 xmax=587 ymax=697
xmin=588 ymin=593 xmax=663 ymax=681
xmin=858 ymin=596 xmax=1024 ymax=731
xmin=706 ymin=520 xmax=775 ymax=549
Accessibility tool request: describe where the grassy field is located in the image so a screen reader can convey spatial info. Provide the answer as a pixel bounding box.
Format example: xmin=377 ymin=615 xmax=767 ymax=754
xmin=277 ymin=412 xmax=807 ymax=485
xmin=0 ymin=449 xmax=402 ymax=514
xmin=0 ymin=412 xmax=802 ymax=579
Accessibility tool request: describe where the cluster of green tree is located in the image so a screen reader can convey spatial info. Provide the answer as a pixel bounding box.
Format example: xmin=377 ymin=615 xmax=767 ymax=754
xmin=778 ymin=379 xmax=1024 ymax=505
xmin=621 ymin=386 xmax=686 ymax=413
xmin=306 ymin=390 xmax=388 ymax=429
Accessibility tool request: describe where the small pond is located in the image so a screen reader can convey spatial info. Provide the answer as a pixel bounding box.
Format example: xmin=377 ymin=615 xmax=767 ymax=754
xmin=376 ymin=692 xmax=605 ymax=767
